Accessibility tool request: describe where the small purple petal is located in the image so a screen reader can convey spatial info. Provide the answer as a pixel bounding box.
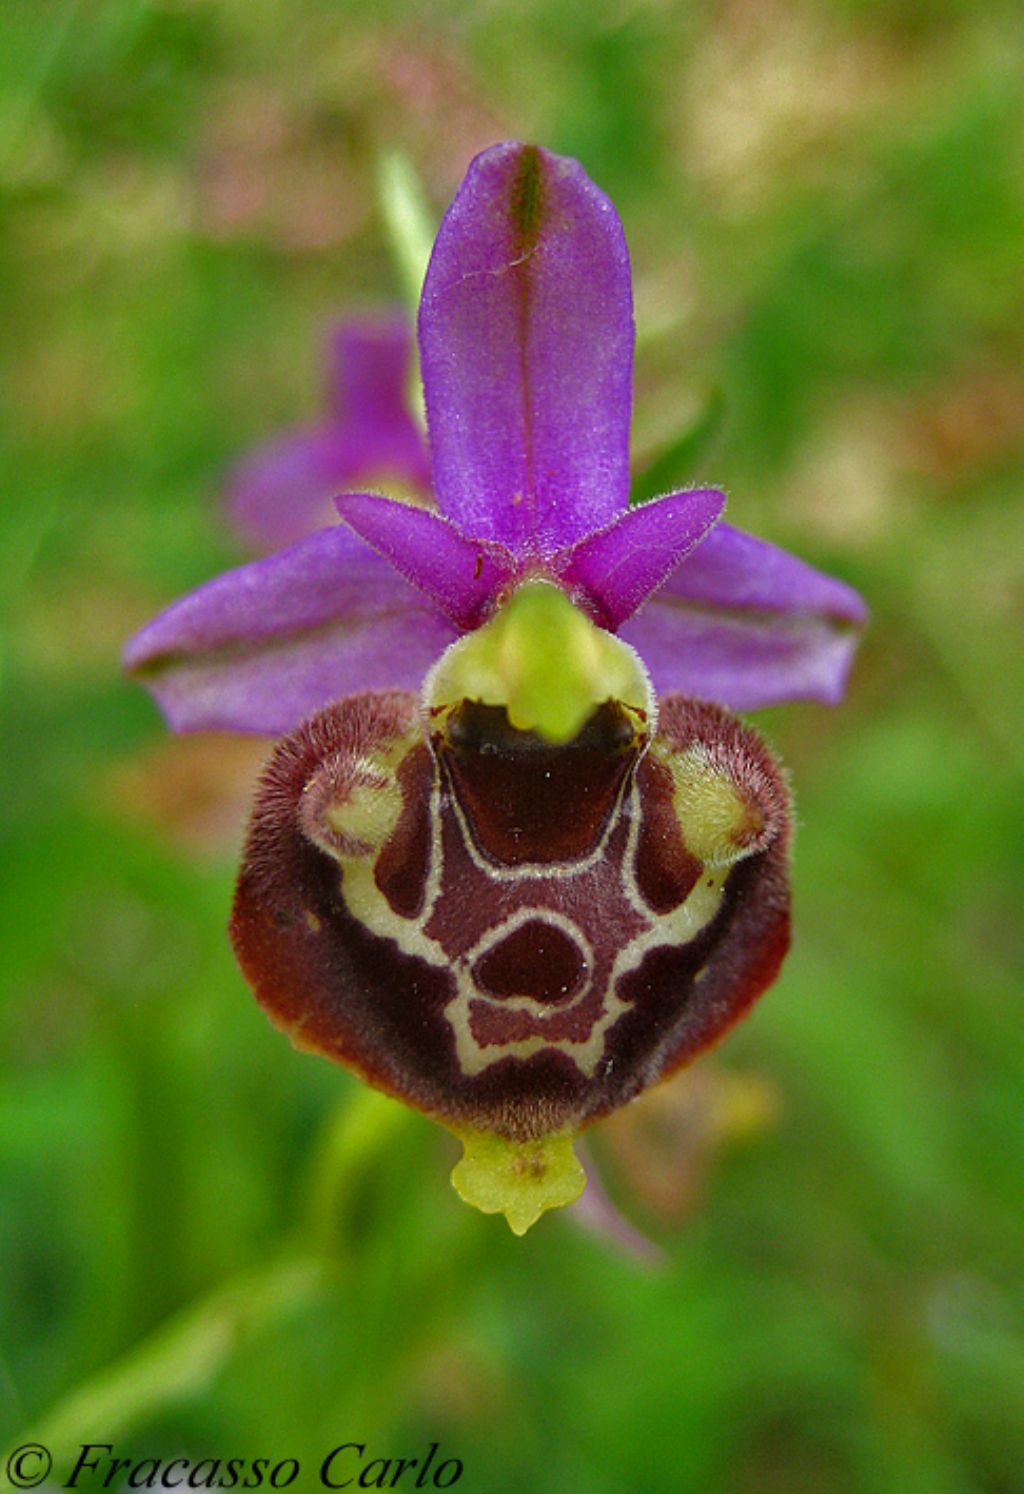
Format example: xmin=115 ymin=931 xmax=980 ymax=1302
xmin=335 ymin=492 xmax=514 ymax=629
xmin=124 ymin=528 xmax=457 ymax=735
xmin=619 ymin=523 xmax=867 ymax=710
xmin=419 ymin=142 xmax=634 ymax=556
xmin=559 ymin=489 xmax=724 ymax=629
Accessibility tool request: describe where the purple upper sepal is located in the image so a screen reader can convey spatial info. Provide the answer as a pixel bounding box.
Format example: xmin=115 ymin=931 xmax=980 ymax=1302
xmin=419 ymin=143 xmax=634 ymax=556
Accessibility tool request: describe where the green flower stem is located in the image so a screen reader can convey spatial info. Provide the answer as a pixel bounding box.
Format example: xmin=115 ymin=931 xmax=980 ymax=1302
xmin=303 ymin=1085 xmax=413 ymax=1256
xmin=375 ymin=151 xmax=436 ymax=316
xmin=19 ymin=1258 xmax=322 ymax=1465
xmin=375 ymin=150 xmax=435 ymax=431
xmin=18 ymin=1094 xmax=446 ymax=1467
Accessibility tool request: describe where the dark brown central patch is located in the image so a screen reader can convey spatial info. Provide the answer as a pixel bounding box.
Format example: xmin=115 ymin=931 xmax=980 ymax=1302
xmin=473 ymin=920 xmax=588 ymax=1006
xmin=439 ymin=700 xmax=639 ymax=865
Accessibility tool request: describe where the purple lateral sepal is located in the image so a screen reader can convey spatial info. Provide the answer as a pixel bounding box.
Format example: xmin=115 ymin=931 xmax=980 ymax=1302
xmin=560 ymin=489 xmax=724 ymax=629
xmin=419 ymin=142 xmax=634 ymax=555
xmin=227 ymin=315 xmax=429 ymax=552
xmin=123 ymin=528 xmax=457 ymax=735
xmin=335 ymin=493 xmax=514 ymax=630
xmin=651 ymin=522 xmax=868 ymax=622
xmin=619 ymin=523 xmax=868 ymax=710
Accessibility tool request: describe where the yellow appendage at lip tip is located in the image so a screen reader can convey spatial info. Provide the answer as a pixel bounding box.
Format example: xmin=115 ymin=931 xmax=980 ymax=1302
xmin=450 ymin=1128 xmax=586 ymax=1235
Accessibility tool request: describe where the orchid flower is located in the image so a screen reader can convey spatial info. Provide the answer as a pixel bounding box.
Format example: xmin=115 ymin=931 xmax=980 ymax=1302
xmin=126 ymin=144 xmax=865 ymax=1234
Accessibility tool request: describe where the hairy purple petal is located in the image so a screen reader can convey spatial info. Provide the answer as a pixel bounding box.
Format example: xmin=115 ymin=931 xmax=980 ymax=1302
xmin=227 ymin=315 xmax=430 ymax=552
xmin=419 ymin=142 xmax=634 ymax=555
xmin=619 ymin=523 xmax=867 ymax=710
xmin=124 ymin=528 xmax=457 ymax=735
xmin=335 ymin=493 xmax=514 ymax=629
xmin=560 ymin=489 xmax=724 ymax=629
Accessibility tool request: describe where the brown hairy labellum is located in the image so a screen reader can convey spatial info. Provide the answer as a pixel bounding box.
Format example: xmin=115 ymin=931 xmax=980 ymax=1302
xmin=230 ymin=687 xmax=791 ymax=1146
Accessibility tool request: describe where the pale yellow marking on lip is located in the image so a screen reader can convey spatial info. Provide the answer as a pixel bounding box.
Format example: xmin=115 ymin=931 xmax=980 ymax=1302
xmin=656 ymin=741 xmax=764 ymax=868
xmin=321 ymin=745 xmax=406 ymax=858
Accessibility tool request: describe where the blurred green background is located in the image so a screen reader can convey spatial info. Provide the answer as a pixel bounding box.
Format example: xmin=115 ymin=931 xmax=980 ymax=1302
xmin=2 ymin=1 xmax=1023 ymax=1490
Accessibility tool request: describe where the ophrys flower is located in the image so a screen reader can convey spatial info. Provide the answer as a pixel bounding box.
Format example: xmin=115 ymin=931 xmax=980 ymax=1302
xmin=126 ymin=144 xmax=865 ymax=1232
